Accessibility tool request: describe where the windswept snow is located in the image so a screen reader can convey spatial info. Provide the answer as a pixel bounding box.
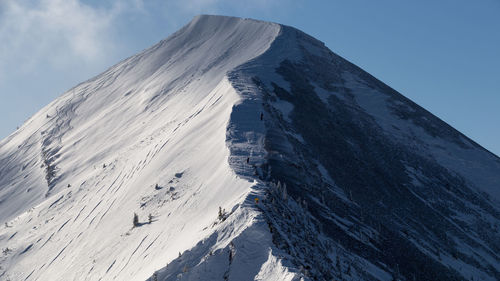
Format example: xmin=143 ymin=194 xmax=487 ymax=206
xmin=1 ymin=14 xmax=499 ymax=281
xmin=0 ymin=15 xmax=298 ymax=281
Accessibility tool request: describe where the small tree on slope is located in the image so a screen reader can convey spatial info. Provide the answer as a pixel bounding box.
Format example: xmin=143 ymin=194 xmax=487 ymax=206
xmin=133 ymin=213 xmax=139 ymax=227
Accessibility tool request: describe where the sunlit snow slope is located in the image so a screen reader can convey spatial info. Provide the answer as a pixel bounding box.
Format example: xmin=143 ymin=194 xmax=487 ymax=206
xmin=1 ymin=15 xmax=499 ymax=281
xmin=0 ymin=16 xmax=295 ymax=281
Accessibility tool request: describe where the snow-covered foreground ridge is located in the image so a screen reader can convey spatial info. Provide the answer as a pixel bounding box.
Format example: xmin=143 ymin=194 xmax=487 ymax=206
xmin=1 ymin=15 xmax=500 ymax=281
xmin=0 ymin=15 xmax=290 ymax=281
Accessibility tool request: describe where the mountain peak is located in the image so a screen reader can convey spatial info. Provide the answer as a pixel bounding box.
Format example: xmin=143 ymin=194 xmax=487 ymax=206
xmin=1 ymin=15 xmax=499 ymax=281
xmin=190 ymin=14 xmax=274 ymax=25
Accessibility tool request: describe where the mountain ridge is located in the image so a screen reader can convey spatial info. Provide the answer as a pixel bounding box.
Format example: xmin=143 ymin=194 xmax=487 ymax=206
xmin=221 ymin=20 xmax=500 ymax=280
xmin=1 ymin=15 xmax=499 ymax=281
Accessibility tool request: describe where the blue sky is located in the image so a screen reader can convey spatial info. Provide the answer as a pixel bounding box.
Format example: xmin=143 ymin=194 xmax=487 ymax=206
xmin=0 ymin=0 xmax=499 ymax=155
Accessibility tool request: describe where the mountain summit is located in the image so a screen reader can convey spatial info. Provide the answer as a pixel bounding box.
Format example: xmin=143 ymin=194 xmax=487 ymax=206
xmin=1 ymin=15 xmax=499 ymax=281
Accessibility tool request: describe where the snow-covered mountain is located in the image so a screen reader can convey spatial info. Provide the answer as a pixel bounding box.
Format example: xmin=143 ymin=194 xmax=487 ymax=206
xmin=1 ymin=15 xmax=499 ymax=281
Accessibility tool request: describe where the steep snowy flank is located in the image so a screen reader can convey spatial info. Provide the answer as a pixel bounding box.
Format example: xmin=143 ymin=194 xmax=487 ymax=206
xmin=226 ymin=24 xmax=500 ymax=280
xmin=1 ymin=15 xmax=499 ymax=281
xmin=0 ymin=15 xmax=297 ymax=281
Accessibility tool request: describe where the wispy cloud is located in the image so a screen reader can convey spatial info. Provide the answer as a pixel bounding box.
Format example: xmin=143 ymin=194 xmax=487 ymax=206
xmin=0 ymin=0 xmax=122 ymax=76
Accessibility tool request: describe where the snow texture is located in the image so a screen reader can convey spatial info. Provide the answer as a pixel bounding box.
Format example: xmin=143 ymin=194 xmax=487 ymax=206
xmin=1 ymin=15 xmax=499 ymax=281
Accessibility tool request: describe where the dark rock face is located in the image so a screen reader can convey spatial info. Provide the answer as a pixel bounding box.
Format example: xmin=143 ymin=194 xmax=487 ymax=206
xmin=228 ymin=25 xmax=500 ymax=280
